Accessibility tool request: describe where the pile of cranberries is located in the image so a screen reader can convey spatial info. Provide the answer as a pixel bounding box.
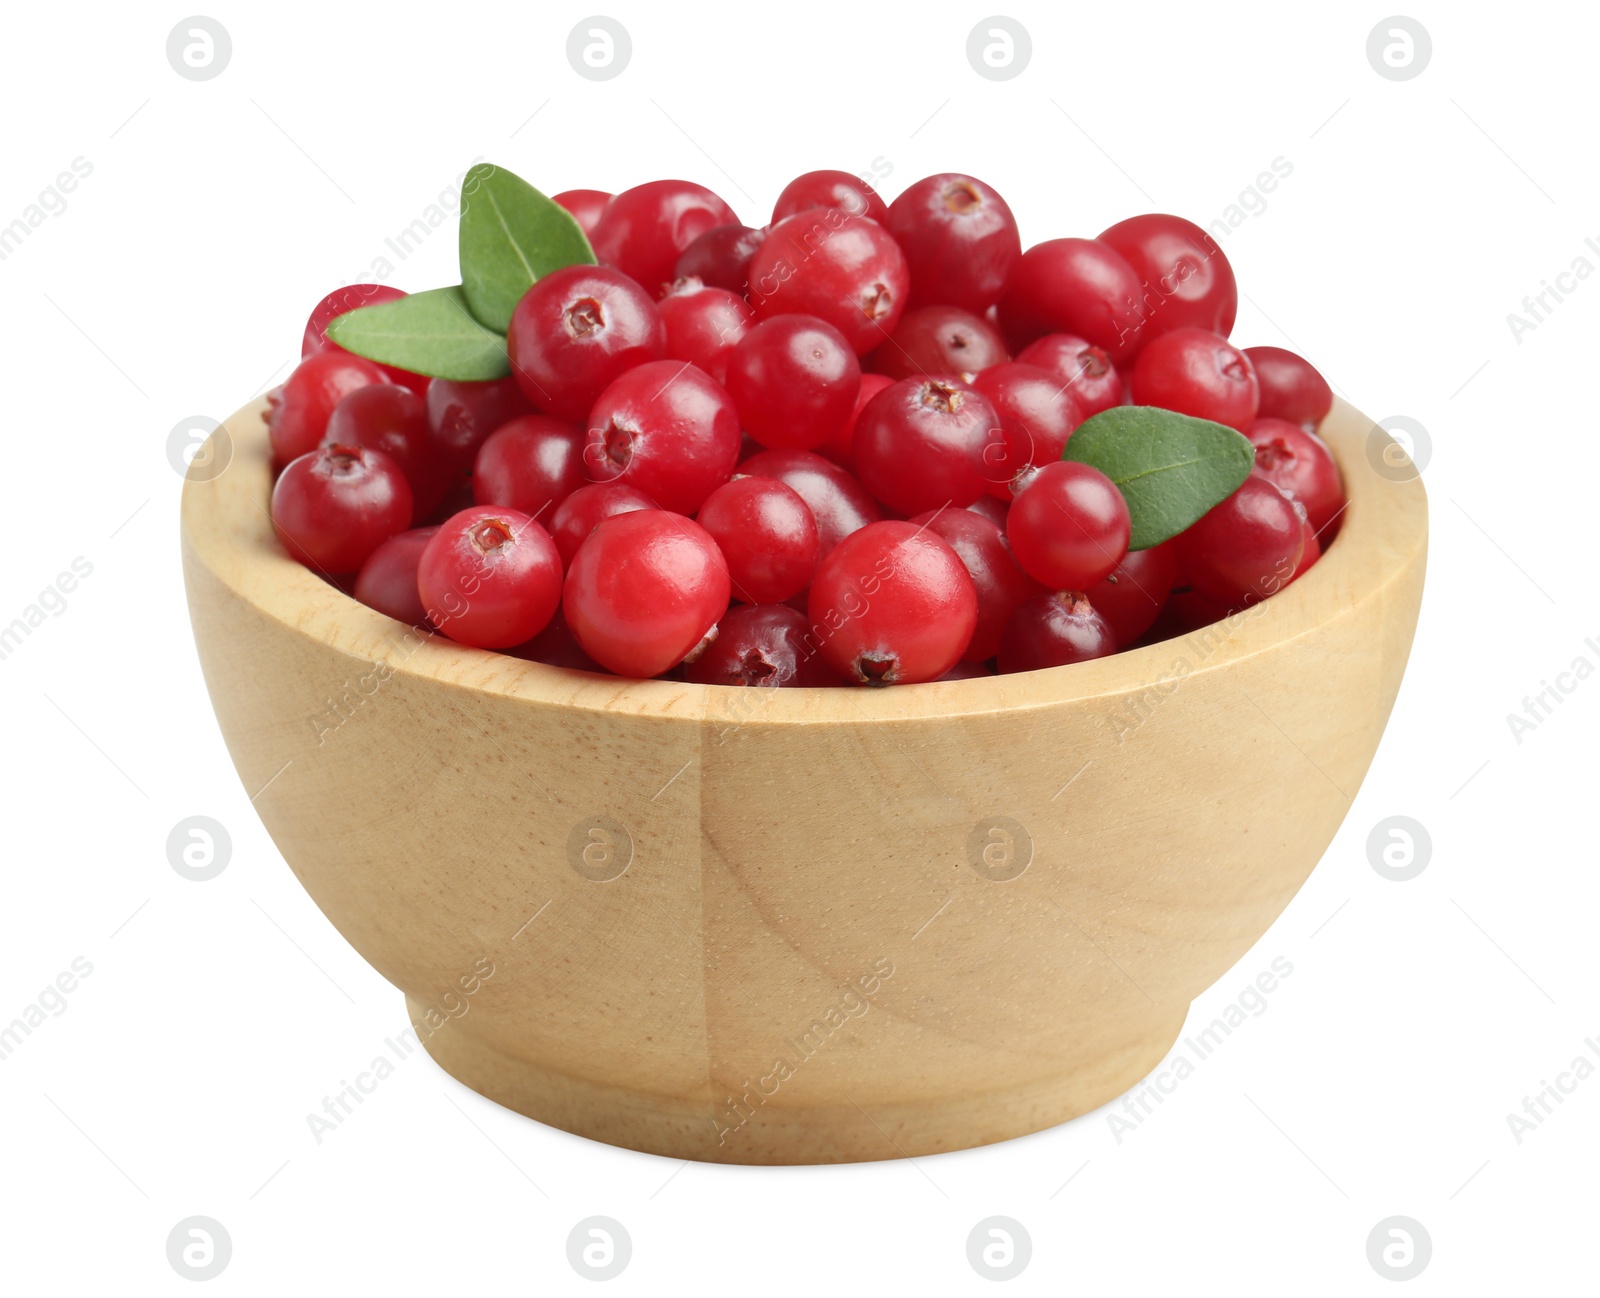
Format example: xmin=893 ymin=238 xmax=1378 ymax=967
xmin=266 ymin=170 xmax=1342 ymax=687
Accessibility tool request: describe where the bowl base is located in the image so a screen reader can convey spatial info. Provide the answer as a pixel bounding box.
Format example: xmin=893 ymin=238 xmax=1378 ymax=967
xmin=408 ymin=995 xmax=1188 ymax=1165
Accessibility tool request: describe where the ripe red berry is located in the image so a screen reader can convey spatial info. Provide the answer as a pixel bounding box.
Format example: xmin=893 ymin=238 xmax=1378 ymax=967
xmin=807 ymin=521 xmax=977 ymax=684
xmin=965 ymin=495 xmax=1010 ymax=530
xmin=998 ymin=238 xmax=1146 ymax=363
xmin=563 ymin=510 xmax=731 ymax=678
xmin=324 ymin=383 xmax=449 ymax=521
xmin=426 ymin=376 xmax=535 ymax=473
xmin=506 ymin=264 xmax=667 ymax=420
xmin=301 ymin=284 xmax=428 ymax=393
xmin=819 ymin=372 xmax=894 ymax=470
xmin=548 ymin=481 xmax=657 ymax=566
xmin=1176 ymin=472 xmax=1304 ymax=608
xmin=907 ymin=508 xmax=1042 ymax=662
xmin=1246 ymin=418 xmax=1344 ymax=539
xmin=1015 ymin=333 xmax=1124 ymax=418
xmin=658 ymin=280 xmax=753 ymax=384
xmin=1098 ymin=214 xmax=1238 ymax=342
xmin=1130 ymin=327 xmax=1259 ymax=431
xmin=1243 ymin=346 xmax=1334 ymax=428
xmin=271 ymin=444 xmax=413 ymax=574
xmin=551 ymin=188 xmax=612 ymax=236
xmin=581 ymin=359 xmax=741 ymax=514
xmin=969 ymin=362 xmax=1085 ymax=497
xmin=725 ymin=315 xmax=861 ymax=451
xmin=739 ymin=448 xmax=883 ymax=557
xmin=509 ymin=606 xmax=605 ymax=672
xmin=473 ymin=415 xmax=588 ymax=519
xmin=1006 ymin=460 xmax=1131 ymax=589
xmin=353 ymin=526 xmax=438 ymax=626
xmin=673 ymin=223 xmax=767 ymax=293
xmin=866 ymin=305 xmax=1009 ymax=381
xmin=852 ymin=377 xmax=999 ymax=516
xmin=696 ymin=475 xmax=820 ymax=603
xmin=1083 ymin=542 xmax=1179 ymax=646
xmin=887 ymin=173 xmax=1021 ymax=315
xmin=772 ymin=169 xmax=890 ymax=226
xmin=418 ymin=506 xmax=563 ymax=648
xmin=1291 ymin=505 xmax=1321 ymax=579
xmin=588 ymin=180 xmax=738 ymax=294
xmin=686 ymin=603 xmax=840 ymax=687
xmin=748 ymin=208 xmax=910 ymax=354
xmin=267 ymin=349 xmax=388 ymax=465
xmin=998 ymin=591 xmax=1117 ymax=673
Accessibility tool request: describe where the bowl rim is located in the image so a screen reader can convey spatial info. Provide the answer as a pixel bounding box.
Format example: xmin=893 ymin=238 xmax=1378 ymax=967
xmin=181 ymin=396 xmax=1428 ymax=727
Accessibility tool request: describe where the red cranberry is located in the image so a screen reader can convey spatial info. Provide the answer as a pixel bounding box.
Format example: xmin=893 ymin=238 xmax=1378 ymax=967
xmin=737 ymin=448 xmax=883 ymax=557
xmin=548 ymin=481 xmax=657 ymax=566
xmin=747 ymin=208 xmax=910 ymax=354
xmin=1292 ymin=506 xmax=1321 ymax=580
xmin=506 ymin=264 xmax=667 ymax=420
xmin=509 ymin=607 xmax=606 ymax=672
xmin=687 ymin=603 xmax=840 ymax=687
xmin=473 ymin=415 xmax=588 ymax=519
xmin=807 ymin=521 xmax=977 ymax=684
xmin=997 ymin=238 xmax=1146 ymax=364
xmin=1130 ymin=327 xmax=1259 ymax=430
xmin=1015 ymin=333 xmax=1124 ymax=418
xmin=324 ymin=383 xmax=449 ymax=522
xmin=418 ymin=506 xmax=563 ymax=648
xmin=1243 ymin=346 xmax=1334 ymax=428
xmin=866 ymin=304 xmax=1009 ymax=380
xmin=426 ymin=376 xmax=535 ymax=473
xmin=1098 ymin=214 xmax=1238 ymax=342
xmin=853 ymin=376 xmax=999 ymax=515
xmin=1083 ymin=542 xmax=1178 ymax=646
xmin=563 ymin=510 xmax=731 ymax=678
xmin=908 ymin=508 xmax=1042 ymax=662
xmin=725 ymin=315 xmax=861 ymax=451
xmin=819 ymin=372 xmax=894 ymax=470
xmin=1006 ymin=460 xmax=1131 ymax=590
xmin=772 ymin=169 xmax=890 ymax=226
xmin=300 ymin=283 xmax=428 ymax=393
xmin=353 ymin=526 xmax=438 ymax=626
xmin=1176 ymin=472 xmax=1304 ymax=608
xmin=966 ymin=495 xmax=1010 ymax=529
xmin=271 ymin=444 xmax=413 ymax=574
xmin=969 ymin=362 xmax=1085 ymax=497
xmin=589 ymin=180 xmax=738 ymax=294
xmin=937 ymin=661 xmax=997 ymax=681
xmin=267 ymin=349 xmax=388 ymax=465
xmin=998 ymin=592 xmax=1118 ymax=673
xmin=696 ymin=475 xmax=820 ymax=603
xmin=673 ymin=223 xmax=768 ymax=293
xmin=1246 ymin=418 xmax=1344 ymax=538
xmin=887 ymin=173 xmax=1021 ymax=314
xmin=581 ymin=359 xmax=741 ymax=514
xmin=658 ymin=280 xmax=753 ymax=384
xmin=551 ymin=188 xmax=612 ymax=236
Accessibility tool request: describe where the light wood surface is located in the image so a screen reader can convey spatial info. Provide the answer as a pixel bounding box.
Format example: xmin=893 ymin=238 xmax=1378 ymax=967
xmin=181 ymin=397 xmax=1428 ymax=1164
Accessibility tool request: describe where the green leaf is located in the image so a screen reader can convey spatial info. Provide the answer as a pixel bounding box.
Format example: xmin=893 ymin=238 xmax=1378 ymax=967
xmin=324 ymin=286 xmax=510 ymax=381
xmin=1063 ymin=406 xmax=1255 ymax=549
xmin=458 ymin=162 xmax=596 ymax=332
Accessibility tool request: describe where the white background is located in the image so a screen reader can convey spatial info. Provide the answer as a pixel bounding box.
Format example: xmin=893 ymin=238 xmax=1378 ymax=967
xmin=1 ymin=1 xmax=1594 ymax=1291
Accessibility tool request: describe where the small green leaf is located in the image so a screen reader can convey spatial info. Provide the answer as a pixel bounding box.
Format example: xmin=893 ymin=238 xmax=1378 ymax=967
xmin=458 ymin=162 xmax=596 ymax=332
xmin=1063 ymin=406 xmax=1255 ymax=549
xmin=324 ymin=286 xmax=510 ymax=381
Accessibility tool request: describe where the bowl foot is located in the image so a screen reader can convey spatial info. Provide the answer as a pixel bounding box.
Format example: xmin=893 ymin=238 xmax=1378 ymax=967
xmin=408 ymin=996 xmax=1187 ymax=1165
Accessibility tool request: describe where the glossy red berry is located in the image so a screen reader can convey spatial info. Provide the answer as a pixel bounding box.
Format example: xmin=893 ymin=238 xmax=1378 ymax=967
xmin=300 ymin=284 xmax=428 ymax=393
xmin=353 ymin=526 xmax=438 ymax=626
xmin=887 ymin=173 xmax=1021 ymax=314
xmin=819 ymin=372 xmax=893 ymax=470
xmin=907 ymin=508 xmax=1042 ymax=662
xmin=506 ymin=264 xmax=667 ymax=420
xmin=1246 ymin=418 xmax=1344 ymax=538
xmin=581 ymin=359 xmax=741 ymax=514
xmin=509 ymin=606 xmax=605 ymax=672
xmin=725 ymin=315 xmax=861 ymax=451
xmin=1243 ymin=346 xmax=1334 ymax=428
xmin=324 ymin=383 xmax=449 ymax=521
xmin=418 ymin=506 xmax=563 ymax=648
xmin=267 ymin=349 xmax=388 ymax=465
xmin=853 ymin=377 xmax=999 ymax=515
xmin=687 ymin=603 xmax=840 ymax=687
xmin=1098 ymin=214 xmax=1238 ymax=342
xmin=563 ymin=510 xmax=731 ymax=678
xmin=673 ymin=223 xmax=767 ymax=293
xmin=1006 ymin=460 xmax=1131 ymax=589
xmin=739 ymin=448 xmax=883 ymax=557
xmin=965 ymin=494 xmax=1010 ymax=529
xmin=548 ymin=481 xmax=657 ymax=566
xmin=772 ymin=169 xmax=890 ymax=226
xmin=473 ymin=415 xmax=587 ymax=519
xmin=1015 ymin=333 xmax=1124 ymax=418
xmin=998 ymin=238 xmax=1146 ymax=363
xmin=1083 ymin=542 xmax=1179 ymax=646
xmin=426 ymin=376 xmax=535 ymax=473
xmin=1176 ymin=472 xmax=1304 ymax=608
xmin=1130 ymin=327 xmax=1259 ymax=431
xmin=998 ymin=591 xmax=1117 ymax=673
xmin=748 ymin=208 xmax=910 ymax=354
xmin=1292 ymin=505 xmax=1321 ymax=579
xmin=589 ymin=180 xmax=738 ymax=294
xmin=696 ymin=475 xmax=819 ymax=603
xmin=271 ymin=444 xmax=413 ymax=574
xmin=658 ymin=280 xmax=753 ymax=384
xmin=551 ymin=188 xmax=612 ymax=236
xmin=866 ymin=305 xmax=1009 ymax=380
xmin=807 ymin=521 xmax=977 ymax=684
xmin=969 ymin=362 xmax=1085 ymax=497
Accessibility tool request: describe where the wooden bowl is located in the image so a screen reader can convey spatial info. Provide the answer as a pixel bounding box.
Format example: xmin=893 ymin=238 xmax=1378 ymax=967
xmin=181 ymin=397 xmax=1426 ymax=1164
